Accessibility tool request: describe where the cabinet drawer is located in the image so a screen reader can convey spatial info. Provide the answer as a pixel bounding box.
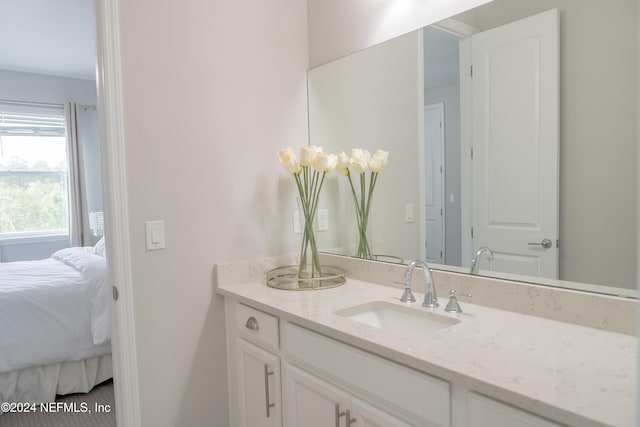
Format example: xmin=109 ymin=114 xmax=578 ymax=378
xmin=284 ymin=323 xmax=450 ymax=427
xmin=468 ymin=393 xmax=562 ymax=427
xmin=236 ymin=303 xmax=279 ymax=351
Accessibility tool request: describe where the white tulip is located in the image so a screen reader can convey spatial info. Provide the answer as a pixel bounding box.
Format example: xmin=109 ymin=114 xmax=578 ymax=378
xmin=313 ymin=152 xmax=338 ymax=173
xmin=350 ymin=148 xmax=370 ymax=174
xmin=278 ymin=147 xmax=301 ymax=175
xmin=369 ymin=149 xmax=389 ymax=172
xmin=300 ymin=145 xmax=323 ymax=167
xmin=335 ymin=151 xmax=350 ymax=176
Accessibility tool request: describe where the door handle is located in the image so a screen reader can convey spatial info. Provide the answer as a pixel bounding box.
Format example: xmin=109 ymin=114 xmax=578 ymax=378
xmin=528 ymin=238 xmax=552 ymax=249
xmin=264 ymin=364 xmax=275 ymax=417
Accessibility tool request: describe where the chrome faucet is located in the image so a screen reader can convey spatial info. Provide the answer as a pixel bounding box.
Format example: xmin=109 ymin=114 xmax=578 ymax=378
xmin=470 ymin=247 xmax=494 ymax=275
xmin=403 ymin=260 xmax=438 ymax=308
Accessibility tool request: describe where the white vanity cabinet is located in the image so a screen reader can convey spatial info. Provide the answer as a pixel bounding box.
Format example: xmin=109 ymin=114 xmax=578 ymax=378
xmin=284 ymin=364 xmax=414 ymax=427
xmin=225 ymin=299 xmax=566 ymax=427
xmin=283 ymin=323 xmax=451 ymax=427
xmin=284 ymin=364 xmax=352 ymax=427
xmin=226 ymin=301 xmax=282 ymax=427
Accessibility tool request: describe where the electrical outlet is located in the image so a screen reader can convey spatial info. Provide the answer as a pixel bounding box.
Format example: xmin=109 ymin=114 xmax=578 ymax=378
xmin=293 ymin=210 xmax=302 ymax=234
xmin=317 ymin=209 xmax=329 ymax=231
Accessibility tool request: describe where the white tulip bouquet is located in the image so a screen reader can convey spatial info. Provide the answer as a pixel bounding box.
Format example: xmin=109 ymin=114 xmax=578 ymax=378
xmin=278 ymin=146 xmax=337 ymax=279
xmin=336 ymin=148 xmax=389 ymax=259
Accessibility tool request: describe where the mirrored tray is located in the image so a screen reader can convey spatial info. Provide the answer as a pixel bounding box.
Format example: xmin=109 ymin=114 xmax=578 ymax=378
xmin=267 ymin=265 xmax=346 ymax=290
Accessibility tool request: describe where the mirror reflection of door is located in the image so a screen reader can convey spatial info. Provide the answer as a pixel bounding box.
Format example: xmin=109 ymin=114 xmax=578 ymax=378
xmin=424 ymin=103 xmax=445 ymax=264
xmin=465 ymin=9 xmax=560 ymax=279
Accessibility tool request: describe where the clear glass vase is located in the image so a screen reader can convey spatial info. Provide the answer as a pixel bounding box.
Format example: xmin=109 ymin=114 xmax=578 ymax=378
xmin=297 ymin=197 xmax=322 ymax=278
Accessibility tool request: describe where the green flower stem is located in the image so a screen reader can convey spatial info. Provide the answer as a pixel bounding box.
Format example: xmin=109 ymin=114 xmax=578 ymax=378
xmin=294 ymin=174 xmax=308 ymax=274
xmin=363 ymin=172 xmax=378 ymax=234
xmin=294 ymin=167 xmax=323 ymax=279
xmin=346 ymin=171 xmax=373 ymax=259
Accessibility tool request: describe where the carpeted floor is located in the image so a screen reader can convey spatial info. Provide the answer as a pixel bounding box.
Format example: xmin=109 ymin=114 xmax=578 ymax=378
xmin=1 ymin=380 xmax=116 ymax=427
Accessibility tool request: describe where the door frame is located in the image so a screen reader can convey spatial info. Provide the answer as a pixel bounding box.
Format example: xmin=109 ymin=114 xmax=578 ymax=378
xmin=94 ymin=1 xmax=141 ymax=425
xmin=459 ymin=37 xmax=473 ymax=268
xmin=429 ymin=19 xmax=477 ymax=268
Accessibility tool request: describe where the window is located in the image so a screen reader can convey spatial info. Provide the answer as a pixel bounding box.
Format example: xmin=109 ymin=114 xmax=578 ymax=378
xmin=0 ymin=104 xmax=69 ymax=237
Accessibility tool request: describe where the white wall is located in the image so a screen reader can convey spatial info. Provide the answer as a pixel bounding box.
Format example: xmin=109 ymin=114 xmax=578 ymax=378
xmin=115 ymin=0 xmax=309 ymax=425
xmin=0 ymin=69 xmax=101 ymax=259
xmin=308 ymin=31 xmax=423 ymax=260
xmin=0 ymin=69 xmax=97 ymax=105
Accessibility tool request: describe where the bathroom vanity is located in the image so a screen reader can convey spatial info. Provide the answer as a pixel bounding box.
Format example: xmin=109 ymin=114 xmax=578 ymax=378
xmin=216 ymin=256 xmax=637 ymax=427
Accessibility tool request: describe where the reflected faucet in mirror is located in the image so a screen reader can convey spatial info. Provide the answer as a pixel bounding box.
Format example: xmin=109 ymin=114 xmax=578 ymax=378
xmin=403 ymin=260 xmax=438 ymax=308
xmin=470 ymin=247 xmax=494 ymax=275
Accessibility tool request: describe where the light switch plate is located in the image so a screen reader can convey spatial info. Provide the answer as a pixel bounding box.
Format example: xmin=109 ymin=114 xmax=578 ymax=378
xmin=145 ymin=220 xmax=165 ymax=251
xmin=405 ymin=204 xmax=414 ymax=223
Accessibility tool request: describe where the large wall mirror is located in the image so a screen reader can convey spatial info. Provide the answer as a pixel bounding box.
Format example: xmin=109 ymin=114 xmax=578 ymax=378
xmin=309 ymin=0 xmax=638 ymax=298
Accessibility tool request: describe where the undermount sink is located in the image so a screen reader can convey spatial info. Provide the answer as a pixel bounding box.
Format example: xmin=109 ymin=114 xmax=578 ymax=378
xmin=335 ymin=301 xmax=460 ymax=337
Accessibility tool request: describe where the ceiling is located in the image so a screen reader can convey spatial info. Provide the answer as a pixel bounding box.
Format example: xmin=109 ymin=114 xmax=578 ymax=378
xmin=0 ymin=1 xmax=458 ymax=86
xmin=0 ymin=0 xmax=97 ymax=81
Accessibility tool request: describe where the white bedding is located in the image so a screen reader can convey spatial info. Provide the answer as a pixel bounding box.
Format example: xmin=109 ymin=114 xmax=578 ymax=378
xmin=0 ymin=247 xmax=111 ymax=374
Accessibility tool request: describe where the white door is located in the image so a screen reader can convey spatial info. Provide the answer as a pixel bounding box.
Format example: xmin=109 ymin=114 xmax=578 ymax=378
xmin=236 ymin=339 xmax=282 ymax=427
xmin=284 ymin=364 xmax=350 ymax=427
xmin=471 ymin=9 xmax=559 ymax=278
xmin=424 ymin=103 xmax=445 ymax=264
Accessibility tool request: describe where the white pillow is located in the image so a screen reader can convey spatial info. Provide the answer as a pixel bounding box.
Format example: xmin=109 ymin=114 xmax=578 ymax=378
xmin=93 ymin=237 xmax=106 ymax=257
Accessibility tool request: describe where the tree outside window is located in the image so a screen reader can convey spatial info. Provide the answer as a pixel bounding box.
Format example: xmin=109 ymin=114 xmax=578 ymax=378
xmin=0 ymin=109 xmax=69 ymax=237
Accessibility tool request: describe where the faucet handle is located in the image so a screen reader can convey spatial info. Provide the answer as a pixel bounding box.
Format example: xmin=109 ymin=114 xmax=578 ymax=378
xmin=393 ymin=281 xmax=416 ymax=303
xmin=449 ymin=289 xmax=472 ymax=299
xmin=444 ymin=289 xmax=472 ymax=313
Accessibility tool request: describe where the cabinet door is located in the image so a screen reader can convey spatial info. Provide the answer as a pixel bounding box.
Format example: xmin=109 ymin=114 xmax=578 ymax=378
xmin=468 ymin=393 xmax=562 ymax=427
xmin=237 ymin=338 xmax=282 ymax=427
xmin=284 ymin=364 xmax=350 ymax=427
xmin=350 ymin=396 xmax=415 ymax=427
xmin=284 ymin=323 xmax=450 ymax=427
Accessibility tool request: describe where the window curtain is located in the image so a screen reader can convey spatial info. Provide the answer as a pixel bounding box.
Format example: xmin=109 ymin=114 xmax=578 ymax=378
xmin=65 ymin=101 xmax=89 ymax=247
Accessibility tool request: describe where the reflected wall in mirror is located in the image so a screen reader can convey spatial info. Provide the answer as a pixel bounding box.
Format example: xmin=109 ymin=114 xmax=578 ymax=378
xmin=309 ymin=0 xmax=638 ymax=297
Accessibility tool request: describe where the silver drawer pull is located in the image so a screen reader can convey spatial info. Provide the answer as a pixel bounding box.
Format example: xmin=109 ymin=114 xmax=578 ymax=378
xmin=264 ymin=364 xmax=275 ymax=417
xmin=528 ymin=238 xmax=552 ymax=249
xmin=245 ymin=316 xmax=259 ymax=331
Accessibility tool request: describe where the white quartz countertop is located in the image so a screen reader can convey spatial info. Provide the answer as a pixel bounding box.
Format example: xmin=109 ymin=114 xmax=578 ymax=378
xmin=217 ymin=277 xmax=637 ymax=427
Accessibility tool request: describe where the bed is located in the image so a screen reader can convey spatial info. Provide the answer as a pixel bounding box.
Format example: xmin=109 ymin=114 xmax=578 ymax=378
xmin=0 ymin=238 xmax=112 ymax=412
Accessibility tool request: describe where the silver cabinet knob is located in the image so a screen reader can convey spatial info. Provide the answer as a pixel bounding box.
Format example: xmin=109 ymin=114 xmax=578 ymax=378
xmin=528 ymin=238 xmax=552 ymax=249
xmin=245 ymin=316 xmax=259 ymax=331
